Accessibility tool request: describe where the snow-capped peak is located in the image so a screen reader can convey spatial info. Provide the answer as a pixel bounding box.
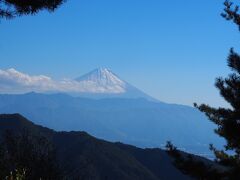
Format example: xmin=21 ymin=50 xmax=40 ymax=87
xmin=75 ymin=68 xmax=126 ymax=93
xmin=0 ymin=67 xmax=155 ymax=100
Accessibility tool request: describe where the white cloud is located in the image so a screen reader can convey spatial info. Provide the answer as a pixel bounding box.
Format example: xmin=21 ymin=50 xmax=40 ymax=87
xmin=0 ymin=68 xmax=125 ymax=94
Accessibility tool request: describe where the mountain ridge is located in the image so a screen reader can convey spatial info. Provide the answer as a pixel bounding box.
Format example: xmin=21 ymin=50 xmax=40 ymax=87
xmin=0 ymin=113 xmax=191 ymax=180
xmin=0 ymin=92 xmax=224 ymax=158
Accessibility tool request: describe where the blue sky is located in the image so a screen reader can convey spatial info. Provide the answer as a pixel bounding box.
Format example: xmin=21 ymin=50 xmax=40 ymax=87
xmin=1 ymin=0 xmax=240 ymax=106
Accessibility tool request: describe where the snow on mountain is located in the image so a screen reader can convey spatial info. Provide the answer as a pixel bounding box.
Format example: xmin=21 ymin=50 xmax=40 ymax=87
xmin=75 ymin=68 xmax=126 ymax=94
xmin=74 ymin=68 xmax=156 ymax=101
xmin=0 ymin=67 xmax=156 ymax=100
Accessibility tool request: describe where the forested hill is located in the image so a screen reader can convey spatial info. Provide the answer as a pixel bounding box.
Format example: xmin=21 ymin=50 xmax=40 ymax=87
xmin=0 ymin=114 xmax=191 ymax=180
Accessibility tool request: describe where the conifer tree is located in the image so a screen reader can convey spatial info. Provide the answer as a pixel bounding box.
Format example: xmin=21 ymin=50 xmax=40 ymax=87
xmin=166 ymin=1 xmax=240 ymax=179
xmin=194 ymin=49 xmax=240 ymax=178
xmin=193 ymin=0 xmax=240 ymax=178
xmin=0 ymin=0 xmax=65 ymax=19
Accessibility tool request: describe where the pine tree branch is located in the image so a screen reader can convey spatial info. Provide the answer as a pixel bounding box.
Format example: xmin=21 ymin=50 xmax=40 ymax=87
xmin=222 ymin=0 xmax=240 ymax=30
xmin=0 ymin=0 xmax=66 ymax=19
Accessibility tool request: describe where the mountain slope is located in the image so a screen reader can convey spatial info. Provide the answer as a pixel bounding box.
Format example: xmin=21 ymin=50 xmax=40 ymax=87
xmin=74 ymin=68 xmax=156 ymax=101
xmin=0 ymin=114 xmax=191 ymax=180
xmin=75 ymin=68 xmax=126 ymax=92
xmin=0 ymin=92 xmax=224 ymax=157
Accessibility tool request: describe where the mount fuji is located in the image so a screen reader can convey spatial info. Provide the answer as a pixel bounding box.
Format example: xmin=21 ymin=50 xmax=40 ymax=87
xmin=0 ymin=67 xmax=155 ymax=101
xmin=0 ymin=68 xmax=224 ymax=158
xmin=73 ymin=68 xmax=156 ymax=101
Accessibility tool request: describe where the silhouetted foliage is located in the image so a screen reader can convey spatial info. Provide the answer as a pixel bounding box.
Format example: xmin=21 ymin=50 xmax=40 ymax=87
xmin=0 ymin=0 xmax=65 ymax=19
xmin=166 ymin=142 xmax=225 ymax=179
xmin=167 ymin=1 xmax=240 ymax=179
xmin=194 ymin=49 xmax=240 ymax=178
xmin=222 ymin=0 xmax=240 ymax=29
xmin=193 ymin=2 xmax=240 ymax=175
xmin=165 ymin=141 xmax=180 ymax=158
xmin=0 ymin=130 xmax=61 ymax=179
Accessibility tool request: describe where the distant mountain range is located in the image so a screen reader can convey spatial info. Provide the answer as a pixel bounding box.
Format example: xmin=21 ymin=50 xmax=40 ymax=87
xmin=0 ymin=68 xmax=224 ymax=157
xmin=0 ymin=114 xmax=192 ymax=180
xmin=0 ymin=92 xmax=224 ymax=157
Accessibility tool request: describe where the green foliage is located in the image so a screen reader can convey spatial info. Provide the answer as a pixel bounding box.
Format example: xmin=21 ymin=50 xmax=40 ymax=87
xmin=5 ymin=168 xmax=26 ymax=180
xmin=0 ymin=130 xmax=61 ymax=179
